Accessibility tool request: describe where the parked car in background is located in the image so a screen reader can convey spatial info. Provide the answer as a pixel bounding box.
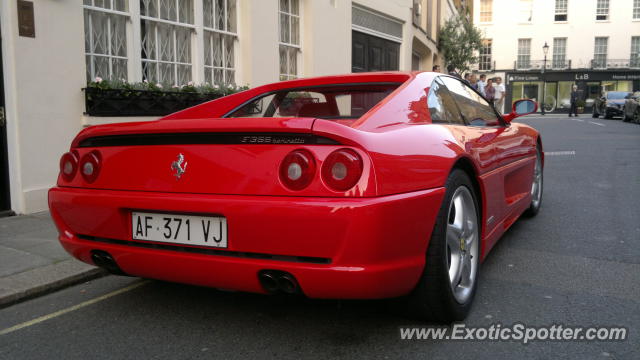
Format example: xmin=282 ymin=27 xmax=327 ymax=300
xmin=593 ymin=91 xmax=632 ymax=119
xmin=623 ymin=91 xmax=640 ymax=123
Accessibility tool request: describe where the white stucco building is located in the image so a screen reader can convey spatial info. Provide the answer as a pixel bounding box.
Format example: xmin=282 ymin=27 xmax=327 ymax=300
xmin=0 ymin=0 xmax=466 ymax=215
xmin=471 ymin=0 xmax=640 ymax=112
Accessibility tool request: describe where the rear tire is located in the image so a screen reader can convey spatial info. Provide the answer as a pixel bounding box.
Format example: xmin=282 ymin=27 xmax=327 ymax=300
xmin=623 ymin=108 xmax=631 ymax=122
xmin=406 ymin=169 xmax=480 ymax=322
xmin=634 ymin=110 xmax=640 ymax=124
xmin=523 ymin=146 xmax=543 ymax=217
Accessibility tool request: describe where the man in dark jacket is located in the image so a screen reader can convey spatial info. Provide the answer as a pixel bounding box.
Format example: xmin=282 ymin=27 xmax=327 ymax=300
xmin=447 ymin=64 xmax=461 ymax=79
xmin=569 ymin=84 xmax=579 ymax=117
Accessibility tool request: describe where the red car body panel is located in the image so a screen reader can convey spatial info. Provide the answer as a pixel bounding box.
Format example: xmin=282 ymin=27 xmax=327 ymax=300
xmin=49 ymin=71 xmax=542 ymax=299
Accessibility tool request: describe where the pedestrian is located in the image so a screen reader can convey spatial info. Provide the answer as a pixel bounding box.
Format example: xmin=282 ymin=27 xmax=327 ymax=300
xmin=470 ymin=74 xmax=479 ymax=91
xmin=485 ymin=78 xmax=496 ymax=104
xmin=569 ymin=84 xmax=579 ymax=117
xmin=493 ymin=77 xmax=506 ymax=114
xmin=478 ymin=74 xmax=487 ymax=96
xmin=432 ymin=65 xmax=441 ymax=73
xmin=463 ymin=73 xmax=471 ymax=85
xmin=447 ymin=64 xmax=461 ymax=79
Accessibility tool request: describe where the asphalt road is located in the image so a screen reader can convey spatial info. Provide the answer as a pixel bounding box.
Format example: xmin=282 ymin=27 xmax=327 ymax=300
xmin=1 ymin=114 xmax=639 ymax=359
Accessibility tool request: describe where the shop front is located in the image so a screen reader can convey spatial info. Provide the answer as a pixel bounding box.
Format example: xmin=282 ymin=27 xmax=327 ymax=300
xmin=505 ymin=70 xmax=640 ymax=113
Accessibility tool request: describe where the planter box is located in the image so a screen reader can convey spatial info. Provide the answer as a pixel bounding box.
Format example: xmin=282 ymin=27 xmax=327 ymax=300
xmin=84 ymin=88 xmax=223 ymax=117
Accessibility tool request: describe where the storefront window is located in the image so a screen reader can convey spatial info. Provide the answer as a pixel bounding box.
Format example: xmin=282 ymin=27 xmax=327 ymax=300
xmin=557 ymin=81 xmax=573 ymax=110
xmin=542 ymin=82 xmax=557 ymax=112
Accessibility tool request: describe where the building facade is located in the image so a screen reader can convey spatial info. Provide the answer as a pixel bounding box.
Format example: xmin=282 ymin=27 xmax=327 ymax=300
xmin=472 ymin=0 xmax=640 ymax=113
xmin=0 ymin=0 xmax=462 ymax=215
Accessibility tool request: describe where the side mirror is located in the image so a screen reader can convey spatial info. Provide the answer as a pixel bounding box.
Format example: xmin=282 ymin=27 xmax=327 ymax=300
xmin=503 ymin=99 xmax=538 ymax=123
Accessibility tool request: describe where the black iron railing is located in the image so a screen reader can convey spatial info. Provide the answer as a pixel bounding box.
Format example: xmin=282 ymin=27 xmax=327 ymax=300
xmin=84 ymin=88 xmax=224 ymax=117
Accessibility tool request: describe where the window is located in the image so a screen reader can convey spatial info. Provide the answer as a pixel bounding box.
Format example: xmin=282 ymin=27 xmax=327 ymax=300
xmin=631 ymin=37 xmax=640 ymax=67
xmin=427 ymin=78 xmax=465 ymax=125
xmin=594 ymin=37 xmax=608 ymax=68
xmin=552 ymin=38 xmax=567 ymax=68
xmin=83 ymin=0 xmax=128 ymax=82
xmin=480 ymin=0 xmax=492 ymax=22
xmin=517 ymin=39 xmax=531 ymax=69
xmin=227 ymin=84 xmax=399 ymax=119
xmin=203 ymin=0 xmax=237 ymax=85
xmin=554 ymin=0 xmax=568 ymax=21
xmin=479 ymin=39 xmax=492 ymax=71
xmin=140 ymin=0 xmax=194 ymax=85
xmin=519 ymin=0 xmax=533 ymax=22
xmin=596 ymin=0 xmax=609 ymax=20
xmin=279 ymin=0 xmax=300 ymax=81
xmin=440 ymin=77 xmax=500 ymax=127
xmin=634 ymin=0 xmax=640 ymax=20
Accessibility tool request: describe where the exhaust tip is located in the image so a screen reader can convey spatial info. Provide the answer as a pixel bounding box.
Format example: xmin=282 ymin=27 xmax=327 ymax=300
xmin=90 ymin=250 xmax=128 ymax=276
xmin=258 ymin=270 xmax=301 ymax=295
xmin=258 ymin=271 xmax=280 ymax=294
xmin=278 ymin=273 xmax=299 ymax=294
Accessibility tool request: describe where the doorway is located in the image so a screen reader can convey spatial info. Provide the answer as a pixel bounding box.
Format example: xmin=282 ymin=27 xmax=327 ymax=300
xmin=352 ymin=31 xmax=400 ymax=72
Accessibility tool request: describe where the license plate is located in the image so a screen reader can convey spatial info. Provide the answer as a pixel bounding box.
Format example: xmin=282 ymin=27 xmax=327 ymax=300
xmin=132 ymin=211 xmax=227 ymax=248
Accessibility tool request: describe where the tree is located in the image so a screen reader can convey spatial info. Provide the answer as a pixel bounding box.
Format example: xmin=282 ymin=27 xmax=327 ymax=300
xmin=438 ymin=14 xmax=483 ymax=74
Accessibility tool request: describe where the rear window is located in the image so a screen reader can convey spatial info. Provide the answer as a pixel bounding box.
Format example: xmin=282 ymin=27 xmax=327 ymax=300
xmin=226 ymin=84 xmax=399 ymax=119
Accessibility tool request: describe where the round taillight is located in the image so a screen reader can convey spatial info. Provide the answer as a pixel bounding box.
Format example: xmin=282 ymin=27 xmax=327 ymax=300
xmin=59 ymin=152 xmax=78 ymax=182
xmin=279 ymin=150 xmax=316 ymax=190
xmin=80 ymin=151 xmax=102 ymax=183
xmin=321 ymin=149 xmax=363 ymax=191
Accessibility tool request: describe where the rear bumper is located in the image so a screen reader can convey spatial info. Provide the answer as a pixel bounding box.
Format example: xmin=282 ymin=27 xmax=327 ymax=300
xmin=49 ymin=187 xmax=445 ymax=299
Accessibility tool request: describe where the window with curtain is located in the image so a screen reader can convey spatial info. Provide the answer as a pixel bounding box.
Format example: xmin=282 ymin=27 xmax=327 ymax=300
xmin=83 ymin=0 xmax=129 ymax=82
xmin=140 ymin=0 xmax=194 ymax=86
xmin=593 ymin=37 xmax=608 ymax=68
xmin=631 ymin=37 xmax=640 ymax=68
xmin=517 ymin=38 xmax=531 ymax=69
xmin=279 ymin=0 xmax=300 ymax=81
xmin=552 ymin=38 xmax=567 ymax=68
xmin=203 ymin=0 xmax=237 ymax=85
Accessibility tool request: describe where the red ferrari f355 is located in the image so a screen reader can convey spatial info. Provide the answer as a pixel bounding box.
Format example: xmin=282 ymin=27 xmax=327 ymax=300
xmin=49 ymin=72 xmax=542 ymax=322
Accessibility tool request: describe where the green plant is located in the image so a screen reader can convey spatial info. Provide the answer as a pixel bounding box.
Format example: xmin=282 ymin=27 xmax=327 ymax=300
xmin=86 ymin=77 xmax=249 ymax=96
xmin=438 ymin=14 xmax=483 ymax=74
xmin=576 ymin=99 xmax=586 ymax=108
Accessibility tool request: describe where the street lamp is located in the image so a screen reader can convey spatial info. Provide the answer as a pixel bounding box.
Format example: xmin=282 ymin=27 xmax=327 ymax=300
xmin=541 ymin=42 xmax=550 ymax=115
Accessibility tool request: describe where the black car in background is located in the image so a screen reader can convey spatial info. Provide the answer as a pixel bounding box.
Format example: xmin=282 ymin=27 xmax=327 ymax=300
xmin=593 ymin=91 xmax=632 ymax=119
xmin=623 ymin=91 xmax=640 ymax=124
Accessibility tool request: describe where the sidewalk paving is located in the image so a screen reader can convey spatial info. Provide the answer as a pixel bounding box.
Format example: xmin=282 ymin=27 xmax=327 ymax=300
xmin=0 ymin=212 xmax=106 ymax=307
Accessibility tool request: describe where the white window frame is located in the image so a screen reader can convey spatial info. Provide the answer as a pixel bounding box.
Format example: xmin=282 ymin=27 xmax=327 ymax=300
xmin=83 ymin=0 xmax=130 ymax=82
xmin=279 ymin=0 xmax=301 ymax=81
xmin=552 ymin=37 xmax=567 ymax=69
xmin=596 ymin=0 xmax=609 ymax=21
xmin=517 ymin=38 xmax=531 ymax=69
xmin=633 ymin=0 xmax=640 ymax=20
xmin=139 ymin=0 xmax=196 ymax=86
xmin=203 ymin=0 xmax=238 ymax=85
xmin=479 ymin=0 xmax=492 ymax=23
xmin=594 ymin=37 xmax=608 ymax=68
xmin=479 ymin=39 xmax=492 ymax=71
xmin=554 ymin=0 xmax=568 ymax=21
xmin=631 ymin=36 xmax=640 ymax=67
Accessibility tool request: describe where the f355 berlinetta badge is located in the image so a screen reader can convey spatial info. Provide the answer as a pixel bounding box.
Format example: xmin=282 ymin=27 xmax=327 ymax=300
xmin=171 ymin=153 xmax=187 ymax=180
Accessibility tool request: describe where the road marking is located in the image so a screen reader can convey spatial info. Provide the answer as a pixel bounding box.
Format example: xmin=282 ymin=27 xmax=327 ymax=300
xmin=589 ymin=121 xmax=605 ymax=126
xmin=545 ymin=151 xmax=576 ymax=156
xmin=567 ymin=118 xmax=584 ymax=122
xmin=0 ymin=280 xmax=149 ymax=336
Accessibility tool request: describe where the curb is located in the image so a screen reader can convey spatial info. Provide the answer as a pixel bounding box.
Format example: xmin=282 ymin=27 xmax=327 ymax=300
xmin=0 ymin=259 xmax=108 ymax=308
